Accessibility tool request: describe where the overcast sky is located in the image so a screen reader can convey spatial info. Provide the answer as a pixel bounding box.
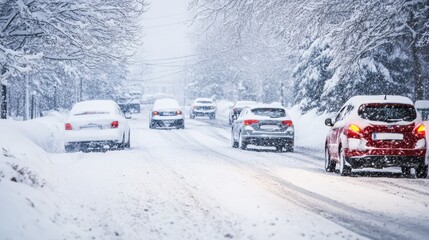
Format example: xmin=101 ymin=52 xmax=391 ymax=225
xmin=129 ymin=0 xmax=193 ymax=85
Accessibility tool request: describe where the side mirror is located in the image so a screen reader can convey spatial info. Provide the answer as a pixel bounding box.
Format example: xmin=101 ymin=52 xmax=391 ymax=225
xmin=125 ymin=112 xmax=132 ymax=119
xmin=325 ymin=118 xmax=333 ymax=127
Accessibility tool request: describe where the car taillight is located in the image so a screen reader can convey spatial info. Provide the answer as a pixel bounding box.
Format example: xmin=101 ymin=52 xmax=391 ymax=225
xmin=153 ymin=111 xmax=159 ymax=116
xmin=244 ymin=119 xmax=259 ymax=125
xmin=111 ymin=121 xmax=119 ymax=128
xmin=345 ymin=124 xmax=362 ymax=138
xmin=415 ymin=124 xmax=426 ymax=138
xmin=281 ymin=120 xmax=293 ymax=126
xmin=176 ymin=110 xmax=182 ymax=115
xmin=65 ymin=123 xmax=72 ymax=130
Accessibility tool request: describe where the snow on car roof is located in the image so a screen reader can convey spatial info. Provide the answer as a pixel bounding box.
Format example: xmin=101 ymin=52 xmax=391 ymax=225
xmin=345 ymin=95 xmax=413 ymax=107
xmin=153 ymin=98 xmax=180 ymax=109
xmin=234 ymin=101 xmax=257 ymax=107
xmin=415 ymin=100 xmax=429 ymax=109
xmin=195 ymin=98 xmax=213 ymax=102
xmin=248 ymin=103 xmax=286 ymax=110
xmin=71 ymin=100 xmax=117 ymax=115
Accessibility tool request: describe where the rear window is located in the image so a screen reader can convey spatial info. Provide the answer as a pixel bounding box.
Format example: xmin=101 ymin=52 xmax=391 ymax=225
xmin=358 ymin=104 xmax=416 ymax=122
xmin=251 ymin=108 xmax=286 ymax=118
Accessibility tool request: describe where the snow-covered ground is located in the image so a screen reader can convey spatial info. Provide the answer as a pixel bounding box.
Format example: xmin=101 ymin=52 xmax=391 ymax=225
xmin=1 ymin=106 xmax=429 ymax=240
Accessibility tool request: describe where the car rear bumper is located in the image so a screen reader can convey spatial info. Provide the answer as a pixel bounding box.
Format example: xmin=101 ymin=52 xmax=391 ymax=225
xmin=242 ymin=135 xmax=294 ymax=146
xmin=151 ymin=119 xmax=184 ymax=128
xmin=192 ymin=110 xmax=216 ymax=116
xmin=65 ymin=129 xmax=122 ymax=144
xmin=65 ymin=140 xmax=119 ymax=151
xmin=346 ymin=155 xmax=426 ymax=169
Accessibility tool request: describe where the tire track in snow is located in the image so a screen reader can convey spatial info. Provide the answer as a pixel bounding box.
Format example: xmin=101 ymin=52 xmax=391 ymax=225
xmin=165 ymin=126 xmax=429 ymax=240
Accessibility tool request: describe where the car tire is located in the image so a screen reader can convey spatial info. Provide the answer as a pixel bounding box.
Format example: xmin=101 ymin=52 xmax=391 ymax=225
xmin=231 ymin=130 xmax=238 ymax=148
xmin=238 ymin=132 xmax=247 ymax=150
xmin=65 ymin=145 xmax=74 ymax=153
xmin=285 ymin=144 xmax=294 ymax=152
xmin=149 ymin=121 xmax=154 ymax=129
xmin=415 ymin=165 xmax=428 ymax=179
xmin=339 ymin=148 xmax=351 ymax=176
xmin=325 ymin=146 xmax=336 ymax=172
xmin=117 ymin=134 xmax=125 ymax=150
xmin=401 ymin=166 xmax=411 ymax=176
xmin=210 ymin=114 xmax=216 ymax=120
xmin=126 ymin=131 xmax=131 ymax=148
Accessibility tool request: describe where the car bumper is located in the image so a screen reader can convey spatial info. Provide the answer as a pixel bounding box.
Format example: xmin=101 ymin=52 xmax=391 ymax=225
xmin=151 ymin=119 xmax=184 ymax=128
xmin=242 ymin=133 xmax=294 ymax=146
xmin=65 ymin=140 xmax=119 ymax=151
xmin=65 ymin=129 xmax=122 ymax=144
xmin=346 ymin=155 xmax=426 ymax=169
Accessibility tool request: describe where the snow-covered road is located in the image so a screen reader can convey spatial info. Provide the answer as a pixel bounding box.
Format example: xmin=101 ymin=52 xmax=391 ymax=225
xmin=48 ymin=114 xmax=429 ymax=240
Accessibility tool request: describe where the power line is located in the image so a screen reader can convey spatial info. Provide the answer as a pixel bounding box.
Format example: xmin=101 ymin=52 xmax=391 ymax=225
xmin=142 ymin=69 xmax=188 ymax=82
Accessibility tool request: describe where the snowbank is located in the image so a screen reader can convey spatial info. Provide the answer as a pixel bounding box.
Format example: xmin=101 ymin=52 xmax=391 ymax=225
xmin=0 ymin=115 xmax=67 ymax=240
xmin=287 ymin=106 xmax=332 ymax=151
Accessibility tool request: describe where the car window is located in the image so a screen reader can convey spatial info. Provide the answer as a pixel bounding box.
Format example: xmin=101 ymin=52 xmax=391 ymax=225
xmin=334 ymin=106 xmax=347 ymax=122
xmin=358 ymin=104 xmax=417 ymax=122
xmin=251 ymin=108 xmax=286 ymax=118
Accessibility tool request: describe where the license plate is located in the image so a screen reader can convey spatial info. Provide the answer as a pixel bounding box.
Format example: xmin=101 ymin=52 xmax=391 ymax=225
xmin=80 ymin=125 xmax=101 ymax=130
xmin=162 ymin=112 xmax=175 ymax=116
xmin=260 ymin=125 xmax=280 ymax=130
xmin=372 ymin=133 xmax=403 ymax=140
xmin=164 ymin=120 xmax=174 ymax=125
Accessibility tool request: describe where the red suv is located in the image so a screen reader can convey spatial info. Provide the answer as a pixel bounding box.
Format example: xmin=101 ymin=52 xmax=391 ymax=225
xmin=325 ymin=95 xmax=427 ymax=178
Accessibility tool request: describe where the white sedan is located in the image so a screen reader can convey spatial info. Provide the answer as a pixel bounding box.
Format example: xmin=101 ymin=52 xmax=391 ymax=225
xmin=64 ymin=100 xmax=131 ymax=152
xmin=149 ymin=98 xmax=185 ymax=129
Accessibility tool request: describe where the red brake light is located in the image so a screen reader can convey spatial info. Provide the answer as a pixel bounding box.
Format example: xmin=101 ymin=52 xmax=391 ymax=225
xmin=65 ymin=123 xmax=72 ymax=130
xmin=176 ymin=110 xmax=182 ymax=115
xmin=416 ymin=124 xmax=426 ymax=138
xmin=345 ymin=124 xmax=362 ymax=138
xmin=111 ymin=121 xmax=119 ymax=128
xmin=244 ymin=119 xmax=259 ymax=125
xmin=153 ymin=111 xmax=159 ymax=116
xmin=281 ymin=120 xmax=293 ymax=126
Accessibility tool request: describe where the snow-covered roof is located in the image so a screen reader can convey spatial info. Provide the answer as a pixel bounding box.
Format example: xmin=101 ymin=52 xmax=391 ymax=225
xmin=71 ymin=100 xmax=117 ymax=115
xmin=153 ymin=98 xmax=180 ymax=110
xmin=345 ymin=95 xmax=413 ymax=107
xmin=415 ymin=100 xmax=429 ymax=109
xmin=248 ymin=103 xmax=286 ymax=110
xmin=195 ymin=98 xmax=213 ymax=102
xmin=234 ymin=101 xmax=257 ymax=107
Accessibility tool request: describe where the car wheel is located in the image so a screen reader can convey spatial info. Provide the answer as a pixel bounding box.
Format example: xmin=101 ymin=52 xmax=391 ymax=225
xmin=210 ymin=114 xmax=216 ymax=120
xmin=415 ymin=165 xmax=428 ymax=179
xmin=324 ymin=146 xmax=336 ymax=172
xmin=339 ymin=148 xmax=351 ymax=176
xmin=231 ymin=130 xmax=238 ymax=148
xmin=401 ymin=166 xmax=411 ymax=176
xmin=238 ymin=132 xmax=247 ymax=150
xmin=126 ymin=131 xmax=131 ymax=148
xmin=285 ymin=144 xmax=294 ymax=152
xmin=149 ymin=121 xmax=154 ymax=129
xmin=118 ymin=134 xmax=125 ymax=150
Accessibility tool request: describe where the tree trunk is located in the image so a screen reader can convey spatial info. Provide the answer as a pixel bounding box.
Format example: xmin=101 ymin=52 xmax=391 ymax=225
xmin=411 ymin=42 xmax=423 ymax=101
xmin=1 ymin=84 xmax=6 ymax=119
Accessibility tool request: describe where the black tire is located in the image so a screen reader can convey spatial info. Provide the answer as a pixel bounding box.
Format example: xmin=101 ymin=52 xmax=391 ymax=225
xmin=231 ymin=130 xmax=238 ymax=148
xmin=238 ymin=132 xmax=247 ymax=150
xmin=126 ymin=131 xmax=131 ymax=148
xmin=285 ymin=144 xmax=294 ymax=152
xmin=339 ymin=148 xmax=351 ymax=176
xmin=416 ymin=165 xmax=428 ymax=179
xmin=117 ymin=134 xmax=125 ymax=150
xmin=149 ymin=121 xmax=154 ymax=129
xmin=401 ymin=166 xmax=411 ymax=176
xmin=65 ymin=145 xmax=74 ymax=153
xmin=210 ymin=114 xmax=216 ymax=120
xmin=325 ymin=146 xmax=336 ymax=172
